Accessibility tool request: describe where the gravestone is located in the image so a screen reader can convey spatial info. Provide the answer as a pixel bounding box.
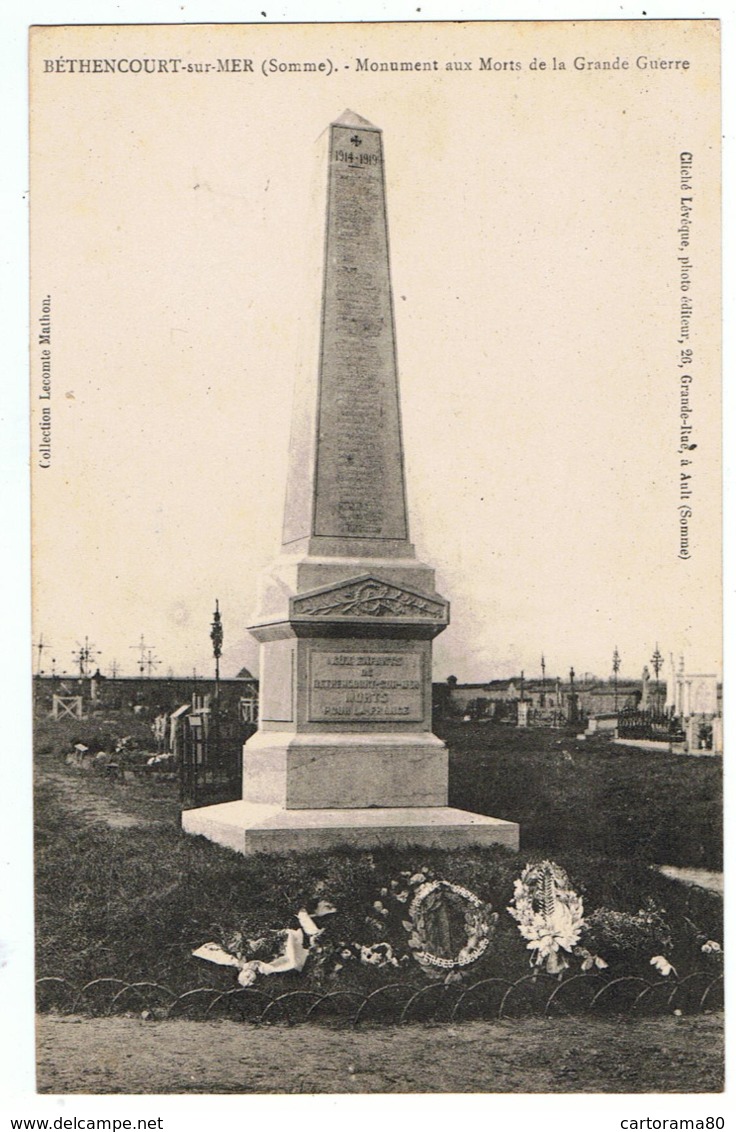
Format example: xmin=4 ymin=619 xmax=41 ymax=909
xmin=673 ymin=672 xmax=718 ymax=717
xmin=686 ymin=674 xmax=719 ymax=716
xmin=183 ymin=111 xmax=519 ymax=854
xmin=640 ymin=665 xmax=651 ymax=708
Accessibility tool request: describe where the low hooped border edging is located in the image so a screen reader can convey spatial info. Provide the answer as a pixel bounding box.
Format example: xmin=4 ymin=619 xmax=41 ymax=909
xmin=35 ymin=972 xmax=724 ymax=1025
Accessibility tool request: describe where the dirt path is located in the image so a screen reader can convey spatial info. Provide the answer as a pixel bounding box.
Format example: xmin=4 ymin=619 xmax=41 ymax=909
xmin=40 ymin=760 xmax=179 ymax=830
xmin=36 ymin=1012 xmax=723 ymax=1094
xmin=659 ymin=866 xmax=723 ymax=895
xmin=43 ymin=770 xmax=146 ymax=829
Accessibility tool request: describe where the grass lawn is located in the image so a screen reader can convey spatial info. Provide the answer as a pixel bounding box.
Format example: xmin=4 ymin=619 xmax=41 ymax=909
xmin=441 ymin=721 xmax=722 ymax=869
xmin=34 ymin=713 xmax=723 ymax=1003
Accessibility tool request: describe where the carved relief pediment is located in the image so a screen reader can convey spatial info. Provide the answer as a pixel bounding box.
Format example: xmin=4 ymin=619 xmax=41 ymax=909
xmin=290 ymin=575 xmax=449 ymax=623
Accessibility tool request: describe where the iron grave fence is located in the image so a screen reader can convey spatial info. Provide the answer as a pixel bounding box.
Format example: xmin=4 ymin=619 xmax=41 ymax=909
xmin=617 ymin=707 xmax=686 ymax=743
xmin=179 ymin=698 xmax=256 ymax=809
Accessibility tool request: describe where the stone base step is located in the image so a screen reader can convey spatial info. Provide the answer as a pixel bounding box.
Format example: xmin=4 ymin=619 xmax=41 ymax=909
xmin=182 ymin=800 xmax=519 ymax=855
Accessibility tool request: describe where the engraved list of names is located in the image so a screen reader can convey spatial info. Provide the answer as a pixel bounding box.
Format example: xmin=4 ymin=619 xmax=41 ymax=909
xmin=313 ymin=123 xmax=408 ymax=541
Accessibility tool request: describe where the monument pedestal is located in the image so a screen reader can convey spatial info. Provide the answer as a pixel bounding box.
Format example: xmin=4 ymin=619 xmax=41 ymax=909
xmin=182 ymin=111 xmax=519 ymax=856
xmin=183 ymin=564 xmax=520 ymax=854
xmin=229 ymin=730 xmax=449 ymax=810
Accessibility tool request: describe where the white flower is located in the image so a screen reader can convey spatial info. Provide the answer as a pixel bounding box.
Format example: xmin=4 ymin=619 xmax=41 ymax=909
xmin=578 ymin=948 xmax=608 ymax=972
xmin=650 ymin=955 xmax=676 ymax=977
xmin=359 ymin=942 xmax=395 ymax=967
xmin=701 ymin=940 xmax=722 ymax=954
xmin=311 ymin=900 xmax=337 ymax=918
xmin=237 ymin=964 xmax=258 ymax=987
xmin=519 ymin=906 xmax=583 ymax=959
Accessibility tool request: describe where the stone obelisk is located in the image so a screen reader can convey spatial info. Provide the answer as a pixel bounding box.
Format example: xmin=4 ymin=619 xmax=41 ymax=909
xmin=183 ymin=111 xmax=519 ymax=854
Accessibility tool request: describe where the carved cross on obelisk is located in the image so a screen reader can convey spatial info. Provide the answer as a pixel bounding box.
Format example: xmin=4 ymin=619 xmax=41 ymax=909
xmin=182 ymin=111 xmax=519 ymax=855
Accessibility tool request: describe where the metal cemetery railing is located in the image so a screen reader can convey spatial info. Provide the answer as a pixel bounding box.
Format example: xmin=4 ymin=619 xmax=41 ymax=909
xmin=179 ymin=701 xmax=255 ymax=809
xmin=617 ymin=708 xmax=686 ymax=743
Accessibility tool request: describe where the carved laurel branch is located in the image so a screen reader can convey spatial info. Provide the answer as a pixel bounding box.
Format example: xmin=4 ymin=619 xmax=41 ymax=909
xmin=294 ymin=580 xmax=444 ymax=619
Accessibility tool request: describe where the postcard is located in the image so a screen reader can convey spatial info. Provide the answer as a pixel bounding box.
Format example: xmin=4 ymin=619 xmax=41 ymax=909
xmin=26 ymin=17 xmax=722 ymax=1103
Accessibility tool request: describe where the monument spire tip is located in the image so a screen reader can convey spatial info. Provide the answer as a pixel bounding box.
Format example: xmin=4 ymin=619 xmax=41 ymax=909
xmin=333 ymin=109 xmax=377 ymax=128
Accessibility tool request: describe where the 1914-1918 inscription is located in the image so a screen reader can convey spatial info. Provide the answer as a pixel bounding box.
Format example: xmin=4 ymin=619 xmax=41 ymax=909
xmin=309 ymin=649 xmax=423 ymax=722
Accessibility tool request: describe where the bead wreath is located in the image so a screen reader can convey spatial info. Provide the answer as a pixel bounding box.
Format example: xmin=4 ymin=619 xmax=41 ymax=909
xmin=407 ymin=880 xmax=494 ymax=969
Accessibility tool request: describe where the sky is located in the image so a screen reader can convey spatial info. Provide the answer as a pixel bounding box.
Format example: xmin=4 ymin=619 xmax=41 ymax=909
xmin=29 ymin=19 xmax=722 ymax=685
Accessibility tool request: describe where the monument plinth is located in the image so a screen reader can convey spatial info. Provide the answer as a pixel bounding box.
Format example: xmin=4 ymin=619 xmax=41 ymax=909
xmin=182 ymin=111 xmax=519 ymax=854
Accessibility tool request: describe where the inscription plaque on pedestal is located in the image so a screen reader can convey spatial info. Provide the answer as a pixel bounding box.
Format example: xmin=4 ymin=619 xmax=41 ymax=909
xmin=309 ymin=649 xmax=424 ymax=723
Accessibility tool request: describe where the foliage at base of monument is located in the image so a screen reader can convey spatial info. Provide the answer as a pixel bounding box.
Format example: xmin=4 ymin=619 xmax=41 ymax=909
xmin=198 ymin=867 xmax=499 ymax=986
xmin=194 ymin=855 xmax=722 ymax=992
xmin=582 ymin=905 xmax=672 ymax=962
